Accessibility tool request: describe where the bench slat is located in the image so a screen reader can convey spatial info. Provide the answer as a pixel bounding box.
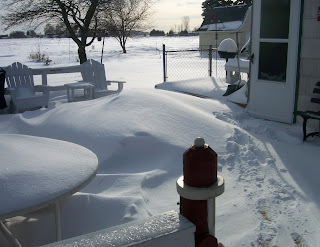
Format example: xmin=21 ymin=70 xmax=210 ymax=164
xmin=296 ymin=111 xmax=320 ymax=120
xmin=313 ymin=88 xmax=320 ymax=94
xmin=297 ymin=81 xmax=320 ymax=141
xmin=311 ymin=98 xmax=320 ymax=104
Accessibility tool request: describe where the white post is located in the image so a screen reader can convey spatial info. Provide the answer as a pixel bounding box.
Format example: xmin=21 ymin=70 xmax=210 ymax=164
xmin=41 ymin=71 xmax=48 ymax=86
xmin=207 ymin=198 xmax=216 ymax=236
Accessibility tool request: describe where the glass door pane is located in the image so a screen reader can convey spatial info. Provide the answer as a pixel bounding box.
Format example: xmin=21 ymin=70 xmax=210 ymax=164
xmin=260 ymin=0 xmax=290 ymax=39
xmin=258 ymin=0 xmax=291 ymax=82
xmin=258 ymin=42 xmax=288 ymax=82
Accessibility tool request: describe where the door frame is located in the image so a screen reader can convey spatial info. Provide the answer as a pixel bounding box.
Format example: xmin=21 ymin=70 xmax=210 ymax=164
xmin=247 ymin=0 xmax=302 ymax=123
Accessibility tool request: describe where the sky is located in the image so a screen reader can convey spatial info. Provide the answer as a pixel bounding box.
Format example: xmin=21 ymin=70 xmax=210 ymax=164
xmin=152 ymin=0 xmax=204 ymax=32
xmin=0 ymin=0 xmax=205 ymax=34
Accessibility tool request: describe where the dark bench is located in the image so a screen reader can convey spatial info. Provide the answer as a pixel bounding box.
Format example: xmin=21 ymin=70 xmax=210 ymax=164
xmin=296 ymin=81 xmax=320 ymax=141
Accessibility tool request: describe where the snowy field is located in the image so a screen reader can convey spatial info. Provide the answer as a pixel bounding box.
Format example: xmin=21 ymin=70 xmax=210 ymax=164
xmin=0 ymin=36 xmax=319 ymax=247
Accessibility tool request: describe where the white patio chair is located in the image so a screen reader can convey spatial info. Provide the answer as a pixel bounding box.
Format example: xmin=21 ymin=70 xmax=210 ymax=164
xmin=80 ymin=59 xmax=125 ymax=97
xmin=5 ymin=62 xmax=50 ymax=113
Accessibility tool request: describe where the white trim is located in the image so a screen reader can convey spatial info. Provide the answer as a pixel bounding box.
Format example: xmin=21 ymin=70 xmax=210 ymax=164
xmin=176 ymin=176 xmax=225 ymax=201
xmin=259 ymin=38 xmax=288 ymax=43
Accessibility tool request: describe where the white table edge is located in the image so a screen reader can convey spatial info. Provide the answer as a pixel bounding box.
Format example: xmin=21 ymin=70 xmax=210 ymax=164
xmin=0 ymin=168 xmax=98 ymax=221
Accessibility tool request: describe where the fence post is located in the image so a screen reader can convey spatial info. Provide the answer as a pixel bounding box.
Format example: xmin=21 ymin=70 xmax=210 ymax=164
xmin=163 ymin=44 xmax=167 ymax=82
xmin=209 ymin=45 xmax=212 ymax=77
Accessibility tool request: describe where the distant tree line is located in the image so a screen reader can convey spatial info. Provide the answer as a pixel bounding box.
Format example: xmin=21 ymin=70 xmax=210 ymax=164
xmin=150 ymin=29 xmax=165 ymax=36
xmin=166 ymin=16 xmax=198 ymax=37
xmin=44 ymin=23 xmax=69 ymax=38
xmin=7 ymin=30 xmax=38 ymax=38
xmin=9 ymin=31 xmax=26 ymax=38
xmin=3 ymin=27 xmax=194 ymax=40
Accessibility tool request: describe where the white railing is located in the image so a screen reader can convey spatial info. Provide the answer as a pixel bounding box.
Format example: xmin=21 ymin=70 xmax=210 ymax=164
xmin=40 ymin=211 xmax=195 ymax=247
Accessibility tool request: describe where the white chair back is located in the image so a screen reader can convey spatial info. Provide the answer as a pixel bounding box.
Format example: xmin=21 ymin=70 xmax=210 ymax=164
xmin=5 ymin=62 xmax=35 ymax=89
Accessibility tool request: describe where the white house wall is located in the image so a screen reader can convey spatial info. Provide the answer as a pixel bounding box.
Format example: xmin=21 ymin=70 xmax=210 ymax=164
xmin=239 ymin=8 xmax=252 ymax=34
xmin=199 ymin=7 xmax=251 ymax=53
xmin=297 ymin=0 xmax=320 ymax=128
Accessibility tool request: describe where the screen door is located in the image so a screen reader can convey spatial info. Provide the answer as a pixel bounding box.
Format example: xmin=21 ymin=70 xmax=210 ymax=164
xmin=248 ymin=0 xmax=301 ymax=123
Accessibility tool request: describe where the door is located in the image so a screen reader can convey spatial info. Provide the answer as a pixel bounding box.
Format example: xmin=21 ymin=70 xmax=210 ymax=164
xmin=248 ymin=0 xmax=301 ymax=123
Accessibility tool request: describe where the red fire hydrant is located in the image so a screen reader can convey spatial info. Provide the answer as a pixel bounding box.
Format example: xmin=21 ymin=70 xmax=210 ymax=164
xmin=176 ymin=137 xmax=225 ymax=247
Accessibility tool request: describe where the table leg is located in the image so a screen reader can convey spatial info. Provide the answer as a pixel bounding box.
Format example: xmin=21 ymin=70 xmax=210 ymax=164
xmin=66 ymin=88 xmax=70 ymax=102
xmin=71 ymin=89 xmax=75 ymax=102
xmin=0 ymin=221 xmax=22 ymax=247
xmin=55 ymin=201 xmax=61 ymax=241
xmin=90 ymin=86 xmax=94 ymax=99
xmin=85 ymin=87 xmax=89 ymax=98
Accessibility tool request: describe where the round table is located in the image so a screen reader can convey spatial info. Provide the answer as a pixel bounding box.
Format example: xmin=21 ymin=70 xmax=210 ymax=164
xmin=0 ymin=134 xmax=98 ymax=244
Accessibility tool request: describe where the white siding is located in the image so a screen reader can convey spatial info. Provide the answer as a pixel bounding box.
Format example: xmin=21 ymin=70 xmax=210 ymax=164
xmin=297 ymin=0 xmax=320 ymax=128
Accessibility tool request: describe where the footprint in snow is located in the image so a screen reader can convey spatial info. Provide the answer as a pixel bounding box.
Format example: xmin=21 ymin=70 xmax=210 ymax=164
xmin=291 ymin=233 xmax=309 ymax=247
xmin=123 ymin=204 xmax=138 ymax=223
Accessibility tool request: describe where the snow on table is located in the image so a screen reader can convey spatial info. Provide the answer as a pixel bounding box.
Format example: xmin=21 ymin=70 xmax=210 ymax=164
xmin=0 ymin=134 xmax=98 ymax=220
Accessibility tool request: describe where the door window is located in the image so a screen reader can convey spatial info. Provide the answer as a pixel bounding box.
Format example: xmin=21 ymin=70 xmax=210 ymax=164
xmin=258 ymin=0 xmax=290 ymax=82
xmin=260 ymin=0 xmax=290 ymax=39
xmin=258 ymin=42 xmax=288 ymax=82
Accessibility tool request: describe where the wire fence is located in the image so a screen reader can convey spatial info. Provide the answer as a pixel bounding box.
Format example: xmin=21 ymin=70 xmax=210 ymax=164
xmin=162 ymin=45 xmax=227 ymax=82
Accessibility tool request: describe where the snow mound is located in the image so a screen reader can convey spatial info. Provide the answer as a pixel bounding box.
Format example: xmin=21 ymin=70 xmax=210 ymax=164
xmin=218 ymin=38 xmax=238 ymax=53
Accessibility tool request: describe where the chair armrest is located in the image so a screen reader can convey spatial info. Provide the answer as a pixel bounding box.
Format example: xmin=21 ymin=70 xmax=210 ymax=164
xmin=4 ymin=88 xmax=17 ymax=103
xmin=4 ymin=88 xmax=13 ymax=95
xmin=34 ymin=85 xmax=50 ymax=95
xmin=5 ymin=88 xmax=16 ymax=97
xmin=106 ymin=80 xmax=126 ymax=84
xmin=106 ymin=80 xmax=126 ymax=92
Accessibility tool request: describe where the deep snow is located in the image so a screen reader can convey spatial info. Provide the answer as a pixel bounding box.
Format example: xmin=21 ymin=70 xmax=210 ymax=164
xmin=0 ymin=36 xmax=319 ymax=247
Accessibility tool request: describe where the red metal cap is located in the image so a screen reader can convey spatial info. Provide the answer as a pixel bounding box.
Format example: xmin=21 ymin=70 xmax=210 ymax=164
xmin=183 ymin=138 xmax=217 ymax=187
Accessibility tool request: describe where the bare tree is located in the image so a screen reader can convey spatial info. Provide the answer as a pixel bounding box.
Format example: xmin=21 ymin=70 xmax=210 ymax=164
xmin=182 ymin=16 xmax=190 ymax=32
xmin=102 ymin=0 xmax=153 ymax=53
xmin=1 ymin=0 xmax=112 ymax=63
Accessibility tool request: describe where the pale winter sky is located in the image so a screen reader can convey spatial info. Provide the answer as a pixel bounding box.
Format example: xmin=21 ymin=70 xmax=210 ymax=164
xmin=152 ymin=0 xmax=204 ymax=32
xmin=0 ymin=0 xmax=204 ymax=34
